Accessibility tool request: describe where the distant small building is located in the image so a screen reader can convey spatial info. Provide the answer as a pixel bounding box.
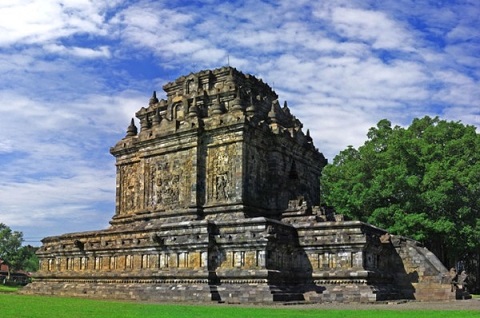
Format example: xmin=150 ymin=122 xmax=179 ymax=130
xmin=0 ymin=260 xmax=30 ymax=285
xmin=0 ymin=260 xmax=8 ymax=272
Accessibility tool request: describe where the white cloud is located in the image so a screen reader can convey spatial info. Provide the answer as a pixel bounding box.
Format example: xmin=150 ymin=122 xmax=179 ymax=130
xmin=296 ymin=104 xmax=374 ymax=157
xmin=330 ymin=7 xmax=415 ymax=50
xmin=0 ymin=170 xmax=115 ymax=236
xmin=0 ymin=90 xmax=143 ymax=232
xmin=111 ymin=3 xmax=195 ymax=54
xmin=0 ymin=0 xmax=478 ymax=244
xmin=432 ymin=70 xmax=480 ymax=106
xmin=0 ymin=0 xmax=119 ymax=65
xmin=44 ymin=44 xmax=111 ymax=58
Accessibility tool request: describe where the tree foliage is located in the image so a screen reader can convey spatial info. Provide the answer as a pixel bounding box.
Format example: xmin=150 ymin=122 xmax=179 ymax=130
xmin=0 ymin=223 xmax=23 ymax=271
xmin=321 ymin=116 xmax=480 ymax=266
xmin=0 ymin=223 xmax=38 ymax=274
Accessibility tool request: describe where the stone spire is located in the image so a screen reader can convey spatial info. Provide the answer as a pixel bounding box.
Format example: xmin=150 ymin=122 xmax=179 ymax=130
xmin=126 ymin=118 xmax=138 ymax=137
xmin=140 ymin=112 xmax=150 ymax=130
xmin=283 ymin=101 xmax=291 ymax=116
xmin=246 ymin=91 xmax=256 ymax=116
xmin=306 ymin=129 xmax=313 ymax=145
xmin=211 ymin=94 xmax=223 ymax=115
xmin=152 ymin=107 xmax=161 ymax=126
xmin=268 ymin=100 xmax=279 ymax=123
xmin=188 ymin=96 xmax=199 ymax=118
xmin=149 ymin=91 xmax=159 ymax=106
xmin=231 ymin=87 xmax=243 ymax=111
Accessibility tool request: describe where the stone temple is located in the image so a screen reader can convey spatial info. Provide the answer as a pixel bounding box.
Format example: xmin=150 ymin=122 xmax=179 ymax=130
xmin=23 ymin=67 xmax=457 ymax=303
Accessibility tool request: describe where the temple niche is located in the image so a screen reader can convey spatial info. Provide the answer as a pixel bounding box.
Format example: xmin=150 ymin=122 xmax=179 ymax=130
xmin=23 ymin=67 xmax=458 ymax=303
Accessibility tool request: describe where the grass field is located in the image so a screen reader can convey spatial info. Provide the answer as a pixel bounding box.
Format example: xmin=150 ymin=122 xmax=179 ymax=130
xmin=0 ymin=285 xmax=20 ymax=293
xmin=1 ymin=294 xmax=478 ymax=318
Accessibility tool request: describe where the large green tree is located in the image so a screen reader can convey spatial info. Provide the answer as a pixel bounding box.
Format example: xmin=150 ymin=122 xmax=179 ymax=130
xmin=0 ymin=223 xmax=23 ymax=271
xmin=0 ymin=223 xmax=39 ymax=281
xmin=321 ymin=116 xmax=480 ymax=268
xmin=18 ymin=246 xmax=39 ymax=273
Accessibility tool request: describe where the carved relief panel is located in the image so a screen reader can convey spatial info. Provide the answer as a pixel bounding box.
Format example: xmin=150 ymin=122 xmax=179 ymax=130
xmin=145 ymin=150 xmax=193 ymax=211
xmin=207 ymin=144 xmax=238 ymax=203
xmin=119 ymin=162 xmax=141 ymax=215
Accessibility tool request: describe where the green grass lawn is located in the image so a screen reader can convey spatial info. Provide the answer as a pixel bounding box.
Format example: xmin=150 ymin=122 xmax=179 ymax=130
xmin=0 ymin=285 xmax=21 ymax=293
xmin=1 ymin=294 xmax=478 ymax=318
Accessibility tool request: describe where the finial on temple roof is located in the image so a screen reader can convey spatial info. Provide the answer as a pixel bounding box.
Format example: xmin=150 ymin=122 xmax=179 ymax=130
xmin=152 ymin=107 xmax=161 ymax=125
xmin=211 ymin=94 xmax=223 ymax=115
xmin=231 ymin=87 xmax=243 ymax=111
xmin=188 ymin=96 xmax=199 ymax=118
xmin=283 ymin=100 xmax=291 ymax=116
xmin=246 ymin=90 xmax=255 ymax=116
xmin=149 ymin=91 xmax=159 ymax=105
xmin=306 ymin=129 xmax=313 ymax=143
xmin=268 ymin=100 xmax=278 ymax=123
xmin=126 ymin=118 xmax=138 ymax=137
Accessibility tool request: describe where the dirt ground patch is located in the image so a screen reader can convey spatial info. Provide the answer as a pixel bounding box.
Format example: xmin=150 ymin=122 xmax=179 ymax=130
xmin=274 ymin=299 xmax=480 ymax=311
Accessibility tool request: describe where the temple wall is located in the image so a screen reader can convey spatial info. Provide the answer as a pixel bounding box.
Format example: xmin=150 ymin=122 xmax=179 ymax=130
xmin=242 ymin=125 xmax=323 ymax=214
xmin=113 ymin=130 xmax=202 ymax=220
xmin=27 ymin=217 xmax=456 ymax=303
xmin=23 ymin=67 xmax=455 ymax=304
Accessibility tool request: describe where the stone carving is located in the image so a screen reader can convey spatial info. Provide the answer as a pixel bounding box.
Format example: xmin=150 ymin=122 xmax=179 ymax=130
xmin=450 ymin=268 xmax=471 ymax=299
xmin=144 ymin=151 xmax=194 ymax=211
xmin=215 ymin=174 xmax=228 ymax=200
xmin=149 ymin=161 xmax=179 ymax=206
xmin=208 ymin=145 xmax=235 ymax=203
xmin=380 ymin=233 xmax=391 ymax=244
xmin=120 ymin=163 xmax=140 ymax=214
xmin=458 ymin=271 xmax=468 ymax=288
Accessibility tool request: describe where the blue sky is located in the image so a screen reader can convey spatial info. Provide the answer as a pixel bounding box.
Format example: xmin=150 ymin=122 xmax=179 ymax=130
xmin=0 ymin=0 xmax=479 ymax=245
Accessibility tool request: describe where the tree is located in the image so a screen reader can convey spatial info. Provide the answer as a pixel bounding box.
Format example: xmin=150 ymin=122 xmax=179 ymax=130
xmin=0 ymin=223 xmax=24 ymax=281
xmin=17 ymin=246 xmax=39 ymax=273
xmin=321 ymin=117 xmax=480 ymax=272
